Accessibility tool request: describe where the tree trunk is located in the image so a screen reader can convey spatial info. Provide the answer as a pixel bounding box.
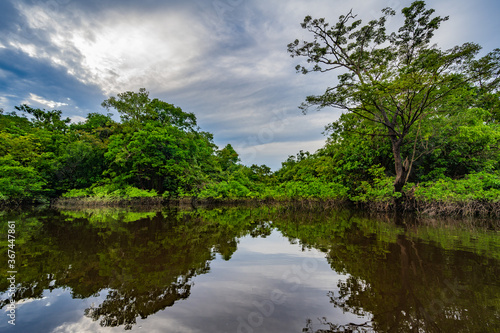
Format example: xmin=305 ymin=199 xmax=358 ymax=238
xmin=390 ymin=136 xmax=408 ymax=211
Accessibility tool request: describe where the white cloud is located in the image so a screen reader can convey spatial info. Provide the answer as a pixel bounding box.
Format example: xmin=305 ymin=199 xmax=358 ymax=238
xmin=69 ymin=115 xmax=87 ymax=124
xmin=0 ymin=96 xmax=9 ymax=110
xmin=236 ymin=139 xmax=327 ymax=170
xmin=11 ymin=3 xmax=214 ymax=96
xmin=51 ymin=316 xmax=112 ymax=333
xmin=8 ymin=41 xmax=40 ymax=58
xmin=28 ymin=93 xmax=68 ymax=108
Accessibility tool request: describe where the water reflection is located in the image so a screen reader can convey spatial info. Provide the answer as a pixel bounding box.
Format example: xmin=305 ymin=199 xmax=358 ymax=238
xmin=277 ymin=210 xmax=500 ymax=333
xmin=0 ymin=207 xmax=498 ymax=332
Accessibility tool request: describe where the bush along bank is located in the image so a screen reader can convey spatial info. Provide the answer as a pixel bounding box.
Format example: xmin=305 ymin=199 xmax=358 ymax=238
xmin=51 ymin=171 xmax=500 ymax=217
xmin=336 ymin=171 xmax=500 ymax=217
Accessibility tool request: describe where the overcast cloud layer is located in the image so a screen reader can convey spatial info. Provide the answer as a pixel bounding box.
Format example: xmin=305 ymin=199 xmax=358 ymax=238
xmin=1 ymin=0 xmax=499 ymax=169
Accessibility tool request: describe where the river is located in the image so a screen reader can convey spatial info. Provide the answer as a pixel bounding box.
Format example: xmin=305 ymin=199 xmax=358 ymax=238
xmin=0 ymin=206 xmax=499 ymax=332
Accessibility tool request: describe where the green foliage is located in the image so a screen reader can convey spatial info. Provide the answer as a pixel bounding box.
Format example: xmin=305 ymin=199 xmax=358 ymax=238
xmin=279 ymin=1 xmax=499 ymax=208
xmin=217 ymin=144 xmax=240 ymax=171
xmin=0 ymin=89 xmax=225 ymax=202
xmin=415 ymin=172 xmax=500 ymax=203
xmin=70 ymin=112 xmax=117 ymax=140
xmin=350 ymin=165 xmax=401 ymax=203
xmin=123 ymin=186 xmax=158 ymax=198
xmin=0 ymin=156 xmax=46 ymax=202
xmin=273 ymin=178 xmax=348 ymax=200
xmin=198 ymin=180 xmax=251 ymax=199
xmin=62 ymin=188 xmax=90 ymax=198
xmin=15 ymin=104 xmax=70 ymax=132
xmin=198 ymin=176 xmax=349 ymax=201
xmin=62 ymin=185 xmax=157 ymax=199
xmin=101 ymin=88 xmax=197 ymax=130
xmin=104 ymin=122 xmax=216 ymax=195
xmin=288 ymin=0 xmax=499 ymax=195
xmin=0 ymin=111 xmax=33 ymax=135
xmin=413 ymin=107 xmax=499 ymax=180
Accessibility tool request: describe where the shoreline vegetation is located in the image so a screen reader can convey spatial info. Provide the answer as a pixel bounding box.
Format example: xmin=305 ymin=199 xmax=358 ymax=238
xmin=1 ymin=88 xmax=499 ymax=217
xmin=2 ymin=171 xmax=499 ymax=216
xmin=52 ymin=171 xmax=500 ymax=217
xmin=51 ymin=199 xmax=500 ymax=218
xmin=49 ymin=197 xmax=500 ymax=217
xmin=45 ymin=182 xmax=500 ymax=218
xmin=1 ymin=91 xmax=499 ymax=217
xmin=1 ymin=2 xmax=499 ymax=218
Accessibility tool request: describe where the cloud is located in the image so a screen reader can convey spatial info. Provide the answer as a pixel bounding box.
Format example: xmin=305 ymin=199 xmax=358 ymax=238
xmin=0 ymin=96 xmax=9 ymax=110
xmin=235 ymin=139 xmax=327 ymax=170
xmin=69 ymin=115 xmax=87 ymax=124
xmin=0 ymin=45 xmax=105 ymax=116
xmin=26 ymin=93 xmax=68 ymax=109
xmin=0 ymin=0 xmax=499 ymax=169
xmin=7 ymin=1 xmax=216 ymax=97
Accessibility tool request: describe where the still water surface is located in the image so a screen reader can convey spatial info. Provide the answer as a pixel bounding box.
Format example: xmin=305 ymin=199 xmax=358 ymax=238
xmin=0 ymin=207 xmax=499 ymax=332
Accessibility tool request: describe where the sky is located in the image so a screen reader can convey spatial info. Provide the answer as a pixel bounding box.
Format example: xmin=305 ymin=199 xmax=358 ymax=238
xmin=0 ymin=0 xmax=499 ymax=170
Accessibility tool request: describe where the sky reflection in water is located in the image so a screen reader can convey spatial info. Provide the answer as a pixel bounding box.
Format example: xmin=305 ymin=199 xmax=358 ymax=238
xmin=0 ymin=207 xmax=498 ymax=332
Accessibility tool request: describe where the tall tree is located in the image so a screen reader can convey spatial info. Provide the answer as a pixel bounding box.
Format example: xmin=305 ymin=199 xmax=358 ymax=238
xmin=15 ymin=104 xmax=70 ymax=132
xmin=287 ymin=1 xmax=485 ymax=201
xmin=217 ymin=144 xmax=240 ymax=171
xmin=101 ymin=88 xmax=197 ymax=130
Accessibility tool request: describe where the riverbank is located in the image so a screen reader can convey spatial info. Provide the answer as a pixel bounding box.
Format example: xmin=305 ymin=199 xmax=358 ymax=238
xmin=3 ymin=195 xmax=499 ymax=217
xmin=44 ymin=195 xmax=500 ymax=217
xmin=3 ymin=171 xmax=500 ymax=217
xmin=50 ymin=196 xmax=347 ymax=210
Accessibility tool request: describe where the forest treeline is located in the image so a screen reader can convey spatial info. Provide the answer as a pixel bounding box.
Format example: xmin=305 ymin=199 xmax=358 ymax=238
xmin=0 ymin=84 xmax=498 ymax=215
xmin=1 ymin=1 xmax=499 ymax=215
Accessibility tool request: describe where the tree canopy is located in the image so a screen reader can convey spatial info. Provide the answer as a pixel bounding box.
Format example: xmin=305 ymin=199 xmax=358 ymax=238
xmin=287 ymin=0 xmax=499 ymax=200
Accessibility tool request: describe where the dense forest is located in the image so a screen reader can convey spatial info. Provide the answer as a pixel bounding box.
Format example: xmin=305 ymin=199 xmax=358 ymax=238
xmin=0 ymin=1 xmax=499 ymax=215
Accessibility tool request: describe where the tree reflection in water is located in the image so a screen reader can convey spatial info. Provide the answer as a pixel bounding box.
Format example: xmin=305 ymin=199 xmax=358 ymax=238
xmin=0 ymin=208 xmax=273 ymax=330
xmin=286 ymin=212 xmax=500 ymax=333
xmin=303 ymin=318 xmax=373 ymax=332
xmin=0 ymin=207 xmax=498 ymax=332
xmin=84 ymin=277 xmax=193 ymax=330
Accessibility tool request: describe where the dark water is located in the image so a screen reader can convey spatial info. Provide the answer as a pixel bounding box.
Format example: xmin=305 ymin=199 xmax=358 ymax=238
xmin=0 ymin=207 xmax=499 ymax=332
